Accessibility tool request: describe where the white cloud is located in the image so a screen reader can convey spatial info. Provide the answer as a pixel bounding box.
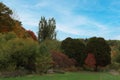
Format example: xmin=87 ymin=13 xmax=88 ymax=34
xmin=1 ymin=0 xmax=120 ymax=40
xmin=20 ymin=13 xmax=38 ymax=27
xmin=57 ymin=24 xmax=81 ymax=35
xmin=56 ymin=13 xmax=109 ymax=38
xmin=33 ymin=0 xmax=111 ymax=38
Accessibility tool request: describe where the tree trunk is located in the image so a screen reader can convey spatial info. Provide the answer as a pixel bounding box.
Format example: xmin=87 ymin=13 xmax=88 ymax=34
xmin=94 ymin=65 xmax=98 ymax=72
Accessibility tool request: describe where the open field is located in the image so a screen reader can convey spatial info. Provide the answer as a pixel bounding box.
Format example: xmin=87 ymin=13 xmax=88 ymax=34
xmin=0 ymin=72 xmax=120 ymax=80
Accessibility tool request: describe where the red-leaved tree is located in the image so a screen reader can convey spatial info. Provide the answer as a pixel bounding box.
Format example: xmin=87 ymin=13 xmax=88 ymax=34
xmin=85 ymin=53 xmax=96 ymax=68
xmin=51 ymin=51 xmax=76 ymax=68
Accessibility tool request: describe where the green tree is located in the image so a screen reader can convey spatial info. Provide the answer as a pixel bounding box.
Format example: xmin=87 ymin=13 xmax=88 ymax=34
xmin=9 ymin=38 xmax=38 ymax=71
xmin=38 ymin=17 xmax=56 ymax=42
xmin=86 ymin=37 xmax=111 ymax=71
xmin=36 ymin=43 xmax=52 ymax=73
xmin=40 ymin=39 xmax=61 ymax=52
xmin=61 ymin=37 xmax=86 ymax=66
xmin=0 ymin=32 xmax=17 ymax=71
xmin=0 ymin=32 xmax=52 ymax=73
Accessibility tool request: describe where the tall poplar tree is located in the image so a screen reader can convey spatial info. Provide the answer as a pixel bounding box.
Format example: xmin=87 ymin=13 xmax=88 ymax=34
xmin=38 ymin=17 xmax=56 ymax=42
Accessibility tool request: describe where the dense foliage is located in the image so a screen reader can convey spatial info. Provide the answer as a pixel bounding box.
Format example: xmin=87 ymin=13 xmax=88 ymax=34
xmin=40 ymin=39 xmax=61 ymax=52
xmin=61 ymin=37 xmax=86 ymax=66
xmin=35 ymin=43 xmax=52 ymax=73
xmin=27 ymin=30 xmax=37 ymax=41
xmin=86 ymin=37 xmax=111 ymax=71
xmin=51 ymin=51 xmax=76 ymax=68
xmin=0 ymin=2 xmax=37 ymax=40
xmin=85 ymin=53 xmax=96 ymax=68
xmin=0 ymin=32 xmax=52 ymax=74
xmin=0 ymin=2 xmax=15 ymax=32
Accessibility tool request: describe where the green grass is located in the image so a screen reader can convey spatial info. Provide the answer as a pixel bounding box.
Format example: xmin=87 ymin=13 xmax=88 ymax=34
xmin=0 ymin=72 xmax=120 ymax=80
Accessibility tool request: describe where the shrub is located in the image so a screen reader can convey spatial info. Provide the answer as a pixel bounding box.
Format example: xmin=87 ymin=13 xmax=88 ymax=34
xmin=0 ymin=32 xmax=17 ymax=71
xmin=51 ymin=51 xmax=76 ymax=68
xmin=40 ymin=39 xmax=61 ymax=52
xmin=8 ymin=38 xmax=38 ymax=72
xmin=0 ymin=32 xmax=56 ymax=75
xmin=35 ymin=44 xmax=52 ymax=74
xmin=109 ymin=62 xmax=120 ymax=70
xmin=63 ymin=66 xmax=78 ymax=72
xmin=114 ymin=53 xmax=120 ymax=63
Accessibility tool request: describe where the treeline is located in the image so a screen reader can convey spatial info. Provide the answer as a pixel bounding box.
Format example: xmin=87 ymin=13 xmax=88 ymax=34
xmin=0 ymin=2 xmax=120 ymax=77
xmin=61 ymin=37 xmax=111 ymax=71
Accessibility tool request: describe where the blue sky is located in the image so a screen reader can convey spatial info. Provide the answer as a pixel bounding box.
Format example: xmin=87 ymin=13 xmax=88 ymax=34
xmin=1 ymin=0 xmax=120 ymax=40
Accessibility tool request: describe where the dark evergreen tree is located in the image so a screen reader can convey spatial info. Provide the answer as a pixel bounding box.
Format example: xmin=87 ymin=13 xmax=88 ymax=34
xmin=86 ymin=37 xmax=111 ymax=71
xmin=61 ymin=37 xmax=86 ymax=66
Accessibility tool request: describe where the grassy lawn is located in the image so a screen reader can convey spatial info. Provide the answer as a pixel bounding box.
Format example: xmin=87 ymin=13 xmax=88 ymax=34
xmin=0 ymin=72 xmax=120 ymax=80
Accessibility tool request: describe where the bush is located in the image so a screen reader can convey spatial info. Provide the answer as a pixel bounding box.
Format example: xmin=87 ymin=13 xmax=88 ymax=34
xmin=8 ymin=38 xmax=52 ymax=74
xmin=35 ymin=44 xmax=52 ymax=74
xmin=40 ymin=39 xmax=61 ymax=52
xmin=0 ymin=32 xmax=52 ymax=75
xmin=35 ymin=39 xmax=63 ymax=73
xmin=63 ymin=66 xmax=78 ymax=72
xmin=0 ymin=32 xmax=17 ymax=71
xmin=114 ymin=53 xmax=120 ymax=63
xmin=51 ymin=51 xmax=76 ymax=68
xmin=0 ymin=70 xmax=28 ymax=78
xmin=8 ymin=38 xmax=38 ymax=72
xmin=0 ymin=37 xmax=38 ymax=72
xmin=109 ymin=62 xmax=120 ymax=70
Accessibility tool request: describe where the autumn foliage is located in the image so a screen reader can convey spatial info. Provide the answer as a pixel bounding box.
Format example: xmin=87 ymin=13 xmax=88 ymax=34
xmin=85 ymin=53 xmax=96 ymax=68
xmin=27 ymin=30 xmax=37 ymax=40
xmin=0 ymin=2 xmax=37 ymax=41
xmin=0 ymin=19 xmax=37 ymax=40
xmin=51 ymin=51 xmax=76 ymax=68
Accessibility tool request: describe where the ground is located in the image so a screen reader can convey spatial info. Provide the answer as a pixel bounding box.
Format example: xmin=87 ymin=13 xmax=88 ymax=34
xmin=0 ymin=72 xmax=120 ymax=80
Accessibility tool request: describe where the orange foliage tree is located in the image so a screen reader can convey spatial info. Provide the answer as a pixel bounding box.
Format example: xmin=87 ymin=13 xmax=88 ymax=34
xmin=27 ymin=30 xmax=37 ymax=41
xmin=0 ymin=2 xmax=15 ymax=32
